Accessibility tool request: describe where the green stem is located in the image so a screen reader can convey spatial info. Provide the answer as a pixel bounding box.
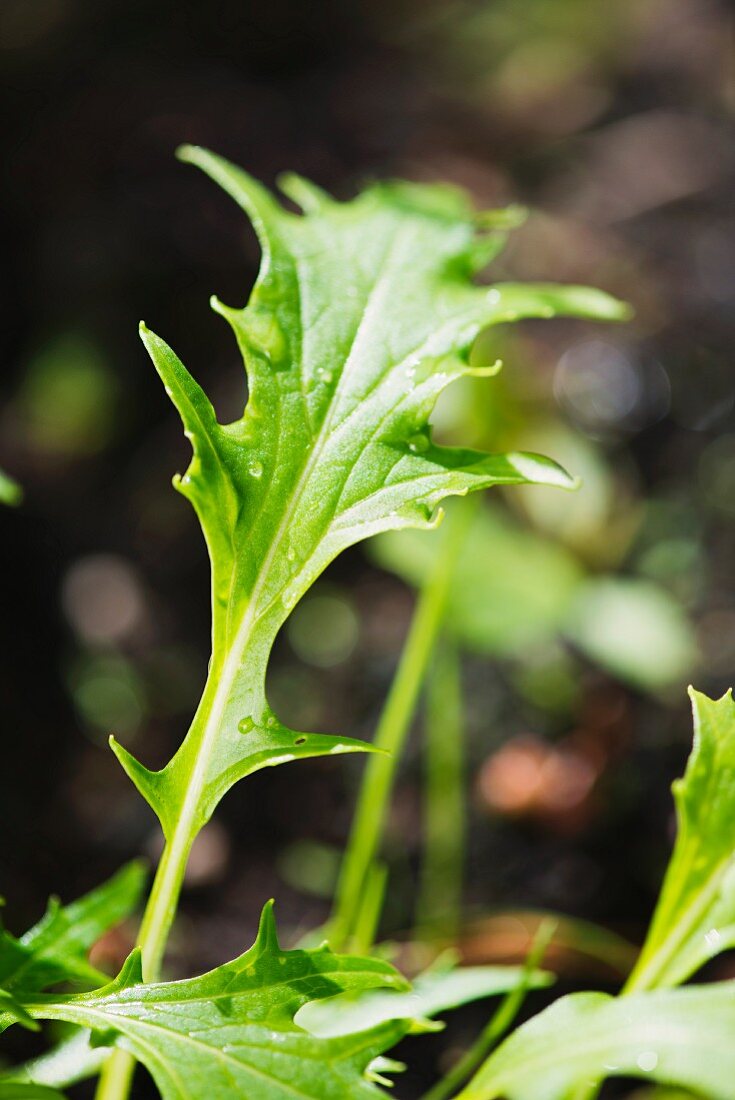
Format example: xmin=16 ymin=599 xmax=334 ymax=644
xmin=426 ymin=919 xmax=556 ymax=1100
xmin=350 ymin=862 xmax=389 ymax=956
xmin=93 ymin=816 xmax=197 ymax=1100
xmin=417 ymin=636 xmax=465 ymax=940
xmin=93 ymin=1050 xmax=136 ymax=1100
xmin=93 ymin=649 xmax=232 ymax=1100
xmin=328 ymin=505 xmax=470 ymax=952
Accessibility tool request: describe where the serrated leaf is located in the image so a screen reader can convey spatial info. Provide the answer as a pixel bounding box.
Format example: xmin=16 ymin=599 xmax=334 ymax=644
xmin=456 ymin=982 xmax=735 ymax=1100
xmin=4 ymin=904 xmax=411 ymax=1100
xmin=0 ymin=991 xmax=38 ymax=1033
xmin=0 ymin=863 xmax=145 ymax=995
xmin=116 ymin=147 xmax=628 ymax=833
xmin=296 ymin=962 xmax=552 ymax=1037
xmin=627 ymin=689 xmax=735 ymax=991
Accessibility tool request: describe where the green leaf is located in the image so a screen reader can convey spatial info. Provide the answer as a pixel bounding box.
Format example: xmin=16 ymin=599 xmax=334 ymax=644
xmin=564 ymin=578 xmax=696 ymax=692
xmin=371 ymin=503 xmax=583 ymax=658
xmin=373 ymin=505 xmax=695 ymax=691
xmin=0 ymin=863 xmax=146 ymax=995
xmin=0 ymin=1085 xmax=67 ymax=1099
xmin=0 ymin=469 xmax=22 ymax=507
xmin=115 ymin=148 xmax=628 ymax=835
xmin=4 ymin=904 xmax=411 ymax=1100
xmin=0 ymin=1029 xmax=108 ymax=1091
xmin=456 ymin=981 xmax=735 ymax=1100
xmin=627 ymin=689 xmax=735 ymax=991
xmin=0 ymin=991 xmax=38 ymax=1033
xmin=296 ymin=962 xmax=552 ymax=1037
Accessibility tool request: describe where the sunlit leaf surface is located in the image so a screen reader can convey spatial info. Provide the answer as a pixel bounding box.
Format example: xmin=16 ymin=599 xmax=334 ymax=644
xmin=115 ymin=148 xmax=626 ymax=834
xmin=458 ymin=981 xmax=735 ymax=1099
xmin=3 ymin=905 xmax=411 ymax=1100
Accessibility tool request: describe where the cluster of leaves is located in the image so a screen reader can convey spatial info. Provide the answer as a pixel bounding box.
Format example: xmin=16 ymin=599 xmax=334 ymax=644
xmin=3 ymin=150 xmax=735 ymax=1100
xmin=0 ymin=887 xmax=413 ymax=1098
xmin=457 ymin=689 xmax=735 ymax=1099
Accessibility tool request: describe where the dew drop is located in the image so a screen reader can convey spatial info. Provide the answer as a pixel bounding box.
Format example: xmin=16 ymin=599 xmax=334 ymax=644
xmin=248 ymin=460 xmax=264 ymax=479
xmin=282 ymin=585 xmax=299 ymax=610
xmin=408 ymin=433 xmax=429 ymax=454
xmin=286 ymin=546 xmax=297 ymax=563
xmin=266 ymin=715 xmax=277 ymax=728
xmin=636 ymin=1052 xmax=658 ymax=1072
xmin=238 ymin=716 xmax=255 ymax=735
xmin=317 ymin=367 xmax=333 ymax=384
xmin=487 ymin=289 xmax=501 ymax=305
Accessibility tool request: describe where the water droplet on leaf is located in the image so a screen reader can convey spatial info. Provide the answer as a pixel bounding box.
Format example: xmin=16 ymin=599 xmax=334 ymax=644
xmin=408 ymin=433 xmax=429 ymax=454
xmin=238 ymin=716 xmax=255 ymax=735
xmin=636 ymin=1052 xmax=658 ymax=1072
xmin=248 ymin=460 xmax=264 ymax=479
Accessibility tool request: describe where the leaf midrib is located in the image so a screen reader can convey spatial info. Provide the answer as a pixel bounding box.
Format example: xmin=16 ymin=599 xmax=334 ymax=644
xmin=32 ymin=999 xmax=381 ymax=1100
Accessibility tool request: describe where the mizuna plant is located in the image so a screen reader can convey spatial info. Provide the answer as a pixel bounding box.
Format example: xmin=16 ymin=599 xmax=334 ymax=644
xmin=10 ymin=149 xmax=733 ymax=1100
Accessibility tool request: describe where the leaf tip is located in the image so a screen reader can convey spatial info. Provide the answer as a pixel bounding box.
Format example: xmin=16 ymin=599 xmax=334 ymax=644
xmin=256 ymin=899 xmax=280 ymax=951
xmin=506 ymin=452 xmax=579 ymax=491
xmin=109 ymin=737 xmax=170 ymax=837
xmin=119 ymin=947 xmax=144 ymax=988
xmin=476 ymin=203 xmax=528 ymax=231
xmin=176 ymin=143 xmax=203 ymax=166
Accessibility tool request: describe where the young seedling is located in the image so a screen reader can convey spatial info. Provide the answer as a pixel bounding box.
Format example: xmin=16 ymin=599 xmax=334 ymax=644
xmin=1 ymin=151 xmax=638 ymax=1099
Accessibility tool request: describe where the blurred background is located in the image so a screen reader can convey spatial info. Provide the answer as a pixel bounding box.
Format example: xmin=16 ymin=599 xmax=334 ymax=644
xmin=0 ymin=0 xmax=734 ymax=1094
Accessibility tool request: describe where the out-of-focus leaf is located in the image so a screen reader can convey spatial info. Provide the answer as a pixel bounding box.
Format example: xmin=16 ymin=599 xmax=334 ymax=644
xmin=0 ymin=1030 xmax=107 ymax=1090
xmin=3 ymin=904 xmax=411 ymax=1100
xmin=15 ymin=333 xmax=119 ymax=457
xmin=296 ymin=962 xmax=552 ymax=1037
xmin=457 ymin=982 xmax=735 ymax=1100
xmin=0 ymin=469 xmax=22 ymax=506
xmin=0 ymin=863 xmax=145 ymax=995
xmin=0 ymin=1084 xmax=67 ymax=1098
xmin=564 ymin=577 xmax=697 ymax=691
xmin=459 ymin=910 xmax=638 ymax=982
xmin=627 ymin=689 xmax=735 ymax=991
xmin=508 ymin=424 xmax=637 ymax=565
xmin=372 ymin=504 xmax=583 ymax=657
xmin=373 ymin=504 xmax=695 ymax=691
